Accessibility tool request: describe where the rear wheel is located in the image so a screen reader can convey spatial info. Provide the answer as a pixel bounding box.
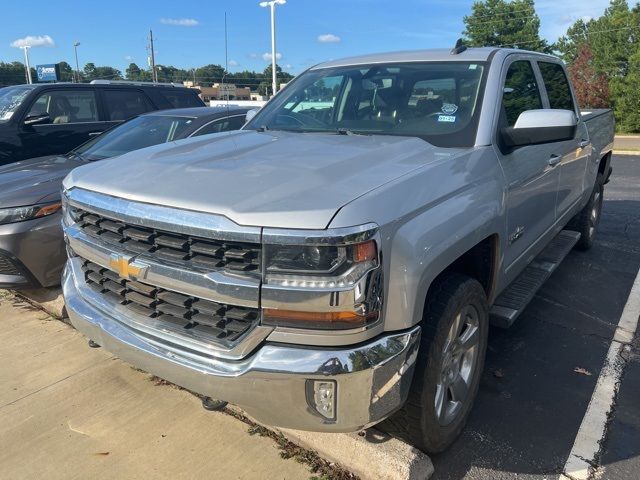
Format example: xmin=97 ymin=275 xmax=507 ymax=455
xmin=568 ymin=173 xmax=604 ymax=251
xmin=384 ymin=273 xmax=489 ymax=453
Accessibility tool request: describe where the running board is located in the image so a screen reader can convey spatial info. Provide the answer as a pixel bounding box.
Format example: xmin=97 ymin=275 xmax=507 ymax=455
xmin=490 ymin=230 xmax=581 ymax=328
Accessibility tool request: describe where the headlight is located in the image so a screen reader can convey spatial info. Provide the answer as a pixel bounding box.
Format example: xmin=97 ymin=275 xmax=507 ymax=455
xmin=0 ymin=202 xmax=62 ymax=225
xmin=262 ymin=225 xmax=383 ymax=330
xmin=264 ymin=240 xmax=377 ymax=288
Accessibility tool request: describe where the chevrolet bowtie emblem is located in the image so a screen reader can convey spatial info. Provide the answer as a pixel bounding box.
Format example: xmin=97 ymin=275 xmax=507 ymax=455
xmin=108 ymin=254 xmax=148 ymax=280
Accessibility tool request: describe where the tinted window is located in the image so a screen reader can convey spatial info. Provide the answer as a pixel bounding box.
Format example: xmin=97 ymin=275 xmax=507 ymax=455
xmin=27 ymin=90 xmax=98 ymax=124
xmin=161 ymin=90 xmax=203 ymax=108
xmin=192 ymin=115 xmax=246 ymax=136
xmin=103 ymin=89 xmax=154 ymax=121
xmin=538 ymin=62 xmax=574 ymax=111
xmin=72 ymin=115 xmax=195 ymax=160
xmin=502 ymin=61 xmax=542 ymax=127
xmin=247 ymin=62 xmax=487 ymax=148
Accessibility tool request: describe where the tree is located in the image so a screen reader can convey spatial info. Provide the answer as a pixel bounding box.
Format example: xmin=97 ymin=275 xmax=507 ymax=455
xmin=83 ymin=63 xmax=122 ymax=81
xmin=57 ymin=61 xmax=74 ymax=82
xmin=613 ymin=48 xmax=640 ymax=132
xmin=567 ymin=44 xmax=611 ymax=108
xmin=0 ymin=61 xmax=32 ymax=85
xmin=557 ymin=0 xmax=640 ymax=132
xmin=463 ymin=0 xmax=550 ymax=52
xmin=194 ymin=64 xmax=226 ymax=85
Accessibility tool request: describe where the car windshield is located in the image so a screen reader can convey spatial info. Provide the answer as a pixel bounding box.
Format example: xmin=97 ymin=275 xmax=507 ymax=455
xmin=72 ymin=114 xmax=196 ymax=161
xmin=0 ymin=86 xmax=33 ymax=122
xmin=246 ymin=62 xmax=487 ymax=147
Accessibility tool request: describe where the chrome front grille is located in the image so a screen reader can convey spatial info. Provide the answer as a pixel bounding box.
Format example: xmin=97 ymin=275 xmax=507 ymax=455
xmin=81 ymin=259 xmax=259 ymax=343
xmin=71 ymin=207 xmax=261 ymax=274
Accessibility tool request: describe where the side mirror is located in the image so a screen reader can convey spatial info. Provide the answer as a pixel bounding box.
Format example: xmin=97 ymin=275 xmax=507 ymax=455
xmin=245 ymin=109 xmax=259 ymax=123
xmin=500 ymin=109 xmax=577 ymax=152
xmin=23 ymin=113 xmax=51 ymax=126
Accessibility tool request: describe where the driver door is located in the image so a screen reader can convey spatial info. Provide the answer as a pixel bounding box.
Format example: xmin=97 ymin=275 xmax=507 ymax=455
xmin=19 ymin=89 xmax=105 ymax=158
xmin=495 ymin=58 xmax=561 ymax=276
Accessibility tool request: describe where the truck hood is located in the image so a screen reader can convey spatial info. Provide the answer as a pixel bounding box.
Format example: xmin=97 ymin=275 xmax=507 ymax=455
xmin=0 ymin=154 xmax=84 ymax=208
xmin=65 ymin=130 xmax=462 ymax=229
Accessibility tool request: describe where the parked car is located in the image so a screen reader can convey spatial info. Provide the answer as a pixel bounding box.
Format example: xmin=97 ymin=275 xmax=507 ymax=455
xmin=61 ymin=47 xmax=614 ymax=453
xmin=0 ymin=80 xmax=205 ymax=165
xmin=0 ymin=106 xmax=250 ymax=289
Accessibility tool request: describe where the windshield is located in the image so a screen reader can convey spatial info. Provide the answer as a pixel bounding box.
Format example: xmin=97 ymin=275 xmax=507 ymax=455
xmin=247 ymin=62 xmax=487 ymax=147
xmin=73 ymin=115 xmax=196 ymax=161
xmin=0 ymin=86 xmax=33 ymax=122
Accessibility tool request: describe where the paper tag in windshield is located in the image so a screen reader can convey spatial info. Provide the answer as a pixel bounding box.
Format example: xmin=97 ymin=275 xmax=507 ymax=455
xmin=1 ymin=112 xmax=13 ymax=121
xmin=438 ymin=115 xmax=456 ymax=123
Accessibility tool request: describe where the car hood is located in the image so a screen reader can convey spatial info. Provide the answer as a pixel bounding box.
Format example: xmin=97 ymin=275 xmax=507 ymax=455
xmin=64 ymin=130 xmax=464 ymax=229
xmin=0 ymin=154 xmax=85 ymax=208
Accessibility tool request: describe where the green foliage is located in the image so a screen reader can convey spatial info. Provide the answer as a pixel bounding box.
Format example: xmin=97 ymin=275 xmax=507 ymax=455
xmin=83 ymin=63 xmax=123 ymax=81
xmin=463 ymin=0 xmax=550 ymax=52
xmin=558 ymin=0 xmax=640 ymax=132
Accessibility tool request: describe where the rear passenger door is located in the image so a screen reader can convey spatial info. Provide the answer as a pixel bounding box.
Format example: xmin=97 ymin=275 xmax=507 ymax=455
xmin=19 ymin=89 xmax=105 ymax=157
xmin=495 ymin=57 xmax=560 ymax=274
xmin=100 ymin=89 xmax=155 ymax=130
xmin=536 ymin=61 xmax=590 ymax=218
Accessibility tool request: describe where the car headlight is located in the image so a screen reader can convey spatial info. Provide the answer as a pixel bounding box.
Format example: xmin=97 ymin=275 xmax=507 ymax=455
xmin=262 ymin=224 xmax=383 ymax=330
xmin=0 ymin=201 xmax=62 ymax=226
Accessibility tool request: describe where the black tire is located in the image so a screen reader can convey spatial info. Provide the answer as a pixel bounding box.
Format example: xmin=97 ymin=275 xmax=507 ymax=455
xmin=382 ymin=273 xmax=489 ymax=453
xmin=567 ymin=173 xmax=604 ymax=251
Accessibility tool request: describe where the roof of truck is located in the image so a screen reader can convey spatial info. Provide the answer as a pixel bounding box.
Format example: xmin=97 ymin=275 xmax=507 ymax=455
xmin=311 ymin=47 xmax=558 ymax=69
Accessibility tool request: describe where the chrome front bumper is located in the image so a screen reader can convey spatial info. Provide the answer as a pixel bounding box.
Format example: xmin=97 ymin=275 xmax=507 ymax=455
xmin=63 ymin=263 xmax=420 ymax=432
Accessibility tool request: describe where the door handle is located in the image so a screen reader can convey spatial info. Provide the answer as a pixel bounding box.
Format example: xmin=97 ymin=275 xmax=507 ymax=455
xmin=548 ymin=154 xmax=561 ymax=167
xmin=88 ymin=132 xmax=101 ymax=136
xmin=579 ymin=139 xmax=590 ymax=148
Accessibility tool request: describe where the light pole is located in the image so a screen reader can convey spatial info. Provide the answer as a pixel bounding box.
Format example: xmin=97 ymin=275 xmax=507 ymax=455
xmin=73 ymin=42 xmax=81 ymax=83
xmin=259 ymin=0 xmax=286 ymax=97
xmin=20 ymin=46 xmax=32 ymax=84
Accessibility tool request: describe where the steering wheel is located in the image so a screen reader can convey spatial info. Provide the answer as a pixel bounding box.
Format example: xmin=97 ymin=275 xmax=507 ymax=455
xmin=278 ymin=111 xmax=327 ymax=128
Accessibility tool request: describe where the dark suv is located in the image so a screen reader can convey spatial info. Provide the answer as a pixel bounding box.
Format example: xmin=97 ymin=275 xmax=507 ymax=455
xmin=0 ymin=81 xmax=205 ymax=165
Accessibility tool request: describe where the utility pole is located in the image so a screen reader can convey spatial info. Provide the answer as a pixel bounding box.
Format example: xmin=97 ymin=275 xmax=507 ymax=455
xmin=73 ymin=42 xmax=81 ymax=83
xmin=149 ymin=29 xmax=157 ymax=83
xmin=21 ymin=46 xmax=32 ymax=84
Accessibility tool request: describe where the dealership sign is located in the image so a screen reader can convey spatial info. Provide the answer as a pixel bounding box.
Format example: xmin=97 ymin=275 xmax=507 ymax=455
xmin=36 ymin=64 xmax=59 ymax=82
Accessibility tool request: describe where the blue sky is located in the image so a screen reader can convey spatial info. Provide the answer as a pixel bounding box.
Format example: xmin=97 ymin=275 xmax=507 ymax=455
xmin=1 ymin=0 xmax=613 ymax=75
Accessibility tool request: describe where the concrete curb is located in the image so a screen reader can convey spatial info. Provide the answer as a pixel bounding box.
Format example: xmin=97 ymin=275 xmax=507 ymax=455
xmin=612 ymin=150 xmax=640 ymax=156
xmin=279 ymin=427 xmax=434 ymax=480
xmin=14 ymin=287 xmax=67 ymax=320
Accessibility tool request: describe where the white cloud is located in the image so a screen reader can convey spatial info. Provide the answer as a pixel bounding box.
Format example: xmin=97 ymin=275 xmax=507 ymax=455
xmin=160 ymin=18 xmax=199 ymax=27
xmin=248 ymin=53 xmax=258 ymax=59
xmin=534 ymin=0 xmax=610 ymax=42
xmin=317 ymin=33 xmax=341 ymax=43
xmin=285 ymin=64 xmax=293 ymax=69
xmin=228 ymin=60 xmax=239 ymax=67
xmin=125 ymin=55 xmax=134 ymax=61
xmin=262 ymin=52 xmax=282 ymax=61
xmin=10 ymin=35 xmax=55 ymax=48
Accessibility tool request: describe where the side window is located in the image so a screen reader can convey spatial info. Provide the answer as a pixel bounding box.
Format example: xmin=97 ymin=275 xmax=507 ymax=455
xmin=161 ymin=90 xmax=203 ymax=108
xmin=27 ymin=90 xmax=98 ymax=124
xmin=538 ymin=62 xmax=575 ymax=111
xmin=103 ymin=90 xmax=154 ymax=121
xmin=192 ymin=115 xmax=245 ymax=137
xmin=502 ymin=61 xmax=542 ymax=127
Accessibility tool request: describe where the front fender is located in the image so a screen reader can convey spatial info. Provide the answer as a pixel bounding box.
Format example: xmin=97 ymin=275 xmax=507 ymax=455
xmin=330 ymin=147 xmax=505 ymax=332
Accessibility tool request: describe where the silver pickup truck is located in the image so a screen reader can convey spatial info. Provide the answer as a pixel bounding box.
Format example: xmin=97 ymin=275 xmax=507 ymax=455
xmin=61 ymin=47 xmax=614 ymax=453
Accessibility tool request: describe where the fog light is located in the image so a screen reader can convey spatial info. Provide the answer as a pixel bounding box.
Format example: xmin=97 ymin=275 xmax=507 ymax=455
xmin=306 ymin=380 xmax=336 ymax=421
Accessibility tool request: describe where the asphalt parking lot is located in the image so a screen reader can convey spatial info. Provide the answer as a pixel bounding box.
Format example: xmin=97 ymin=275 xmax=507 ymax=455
xmin=428 ymin=154 xmax=640 ymax=479
xmin=0 ymin=155 xmax=637 ymax=480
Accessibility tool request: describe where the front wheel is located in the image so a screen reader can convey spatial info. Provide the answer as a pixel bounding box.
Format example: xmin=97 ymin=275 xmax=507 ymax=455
xmin=383 ymin=273 xmax=489 ymax=453
xmin=568 ymin=173 xmax=604 ymax=251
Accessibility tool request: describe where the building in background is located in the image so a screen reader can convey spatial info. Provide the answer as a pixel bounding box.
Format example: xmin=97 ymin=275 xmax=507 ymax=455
xmin=183 ymin=81 xmax=251 ymax=102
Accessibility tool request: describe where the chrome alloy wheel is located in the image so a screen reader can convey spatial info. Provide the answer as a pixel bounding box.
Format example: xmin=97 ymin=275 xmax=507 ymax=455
xmin=435 ymin=304 xmax=480 ymax=426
